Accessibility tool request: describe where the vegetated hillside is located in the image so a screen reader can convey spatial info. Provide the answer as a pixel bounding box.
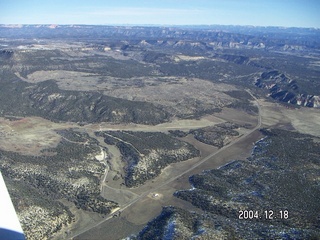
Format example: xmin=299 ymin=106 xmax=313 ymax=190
xmin=4 ymin=175 xmax=74 ymax=240
xmin=169 ymin=122 xmax=253 ymax=149
xmin=96 ymin=131 xmax=200 ymax=187
xmin=189 ymin=122 xmax=252 ymax=148
xmin=0 ymin=48 xmax=232 ymax=122
xmin=255 ymin=70 xmax=320 ymax=108
xmin=7 ymin=48 xmax=157 ymax=79
xmin=132 ymin=206 xmax=217 ymax=240
xmin=133 ymin=205 xmax=318 ymax=240
xmin=223 ymin=90 xmax=259 ymax=113
xmin=2 ymin=25 xmax=319 ymax=114
xmin=158 ymin=58 xmax=257 ymax=82
xmin=0 ymin=130 xmax=118 ymax=240
xmin=0 ymin=72 xmax=170 ymax=124
xmin=134 ymin=129 xmax=320 ymax=239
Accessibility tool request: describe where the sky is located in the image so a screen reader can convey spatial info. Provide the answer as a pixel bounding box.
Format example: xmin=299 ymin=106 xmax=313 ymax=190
xmin=0 ymin=0 xmax=319 ymax=28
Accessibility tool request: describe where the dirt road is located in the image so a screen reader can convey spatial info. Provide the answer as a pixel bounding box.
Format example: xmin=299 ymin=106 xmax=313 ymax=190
xmin=70 ymin=90 xmax=262 ymax=239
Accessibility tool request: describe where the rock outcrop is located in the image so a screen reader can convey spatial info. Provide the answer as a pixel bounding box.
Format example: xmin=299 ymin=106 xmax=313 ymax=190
xmin=255 ymin=70 xmax=320 ymax=108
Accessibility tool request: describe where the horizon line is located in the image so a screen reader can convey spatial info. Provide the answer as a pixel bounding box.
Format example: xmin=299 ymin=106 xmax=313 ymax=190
xmin=1 ymin=23 xmax=319 ymax=30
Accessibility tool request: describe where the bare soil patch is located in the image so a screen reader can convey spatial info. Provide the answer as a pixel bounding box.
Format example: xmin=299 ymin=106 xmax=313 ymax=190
xmin=214 ymin=107 xmax=258 ymax=127
xmin=75 ymin=128 xmax=263 ymax=240
xmin=147 ymin=192 xmax=163 ymax=200
xmin=281 ymin=107 xmax=320 ymax=136
xmin=257 ymin=99 xmax=290 ymax=127
xmin=0 ymin=117 xmax=70 ymax=155
xmin=256 ymin=99 xmax=320 ymax=136
xmin=84 ymin=113 xmax=226 ymax=133
xmin=75 ymin=216 xmax=145 ymax=240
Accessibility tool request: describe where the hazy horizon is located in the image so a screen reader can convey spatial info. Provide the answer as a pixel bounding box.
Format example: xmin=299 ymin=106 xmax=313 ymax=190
xmin=1 ymin=0 xmax=319 ymax=28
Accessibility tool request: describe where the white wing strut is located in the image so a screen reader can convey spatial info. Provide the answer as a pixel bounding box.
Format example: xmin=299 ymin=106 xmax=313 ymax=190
xmin=0 ymin=171 xmax=25 ymax=240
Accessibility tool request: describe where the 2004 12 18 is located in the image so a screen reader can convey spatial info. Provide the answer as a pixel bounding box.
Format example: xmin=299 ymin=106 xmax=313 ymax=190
xmin=238 ymin=210 xmax=289 ymax=220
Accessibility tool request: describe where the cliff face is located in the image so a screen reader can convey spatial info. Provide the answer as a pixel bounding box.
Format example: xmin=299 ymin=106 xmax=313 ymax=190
xmin=255 ymin=70 xmax=320 ymax=108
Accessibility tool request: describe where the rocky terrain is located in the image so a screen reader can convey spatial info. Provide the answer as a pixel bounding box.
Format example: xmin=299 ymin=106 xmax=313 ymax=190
xmin=255 ymin=70 xmax=320 ymax=108
xmin=134 ymin=129 xmax=320 ymax=239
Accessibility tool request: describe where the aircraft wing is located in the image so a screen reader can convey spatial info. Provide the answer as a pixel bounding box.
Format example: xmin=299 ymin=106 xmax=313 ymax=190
xmin=0 ymin=171 xmax=25 ymax=240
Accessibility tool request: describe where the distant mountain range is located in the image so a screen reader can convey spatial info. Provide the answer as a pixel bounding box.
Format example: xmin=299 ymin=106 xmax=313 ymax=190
xmin=1 ymin=24 xmax=320 ymax=51
xmin=0 ymin=24 xmax=319 ymax=119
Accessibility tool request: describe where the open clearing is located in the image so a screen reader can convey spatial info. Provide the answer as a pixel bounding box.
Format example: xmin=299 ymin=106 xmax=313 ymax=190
xmin=0 ymin=109 xmax=228 ymax=157
xmin=2 ymin=25 xmax=320 ymax=240
xmin=72 ymin=94 xmax=320 ymax=240
xmin=257 ymin=99 xmax=320 ymax=136
xmin=73 ymin=106 xmax=262 ymax=239
xmin=19 ymin=69 xmax=238 ymax=116
xmin=86 ymin=114 xmax=226 ymax=133
xmin=70 ymin=92 xmax=261 ymax=239
xmin=2 ymin=95 xmax=319 ymax=240
xmin=0 ymin=117 xmax=71 ymax=155
xmin=281 ymin=107 xmax=320 ymax=136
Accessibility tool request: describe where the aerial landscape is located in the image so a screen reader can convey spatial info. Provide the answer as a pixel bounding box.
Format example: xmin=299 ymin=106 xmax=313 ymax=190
xmin=0 ymin=1 xmax=319 ymax=240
